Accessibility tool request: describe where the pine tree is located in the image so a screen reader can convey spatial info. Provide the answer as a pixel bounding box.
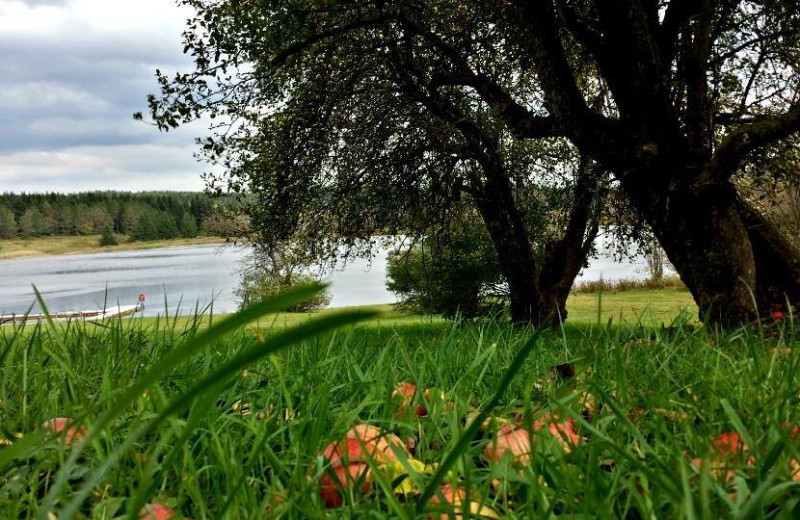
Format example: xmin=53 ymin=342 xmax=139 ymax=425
xmin=0 ymin=206 xmax=16 ymax=239
xmin=99 ymin=224 xmax=118 ymax=247
xmin=180 ymin=211 xmax=198 ymax=237
xmin=18 ymin=209 xmax=37 ymax=238
xmin=157 ymin=212 xmax=179 ymax=239
xmin=33 ymin=208 xmax=51 ymax=235
xmin=131 ymin=212 xmax=158 ymax=241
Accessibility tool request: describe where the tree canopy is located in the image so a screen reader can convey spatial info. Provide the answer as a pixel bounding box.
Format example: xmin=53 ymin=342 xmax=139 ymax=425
xmin=148 ymin=0 xmax=800 ymax=326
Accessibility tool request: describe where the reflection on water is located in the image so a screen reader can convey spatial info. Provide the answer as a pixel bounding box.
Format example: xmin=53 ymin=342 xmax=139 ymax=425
xmin=0 ymin=244 xmax=395 ymax=316
xmin=0 ymin=235 xmax=656 ymax=317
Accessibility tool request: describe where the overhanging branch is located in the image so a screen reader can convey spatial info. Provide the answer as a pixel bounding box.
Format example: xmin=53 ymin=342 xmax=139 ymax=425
xmin=711 ymin=103 xmax=800 ymax=178
xmin=429 ymin=72 xmax=560 ymax=139
xmin=397 ymin=15 xmax=562 ymax=140
xmin=269 ymin=14 xmax=394 ymax=67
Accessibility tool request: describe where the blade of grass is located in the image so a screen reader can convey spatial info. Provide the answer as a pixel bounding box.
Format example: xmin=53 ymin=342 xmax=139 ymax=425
xmin=416 ymin=324 xmax=546 ymax=509
xmin=58 ymin=307 xmax=379 ymax=520
xmin=34 ymin=283 xmax=332 ymax=519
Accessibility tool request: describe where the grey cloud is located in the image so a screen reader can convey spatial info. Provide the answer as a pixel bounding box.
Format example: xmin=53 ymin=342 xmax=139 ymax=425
xmin=0 ymin=144 xmax=214 ymax=193
xmin=0 ymin=0 xmax=216 ymax=192
xmin=0 ymin=22 xmax=200 ymax=152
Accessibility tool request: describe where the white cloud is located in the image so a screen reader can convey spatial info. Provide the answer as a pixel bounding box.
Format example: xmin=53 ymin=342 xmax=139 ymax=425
xmin=0 ymin=144 xmax=212 ymax=192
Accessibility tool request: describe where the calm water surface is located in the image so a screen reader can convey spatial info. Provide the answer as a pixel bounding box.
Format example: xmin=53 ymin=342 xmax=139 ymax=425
xmin=0 ymin=234 xmax=655 ymax=317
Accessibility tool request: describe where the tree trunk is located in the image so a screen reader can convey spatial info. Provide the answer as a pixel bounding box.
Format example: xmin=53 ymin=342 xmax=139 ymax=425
xmin=537 ymin=162 xmax=602 ymax=325
xmin=472 ymin=169 xmax=540 ymax=325
xmin=537 ymin=225 xmax=598 ymax=326
xmin=737 ymin=198 xmax=800 ymax=316
xmin=623 ymin=172 xmax=758 ymax=327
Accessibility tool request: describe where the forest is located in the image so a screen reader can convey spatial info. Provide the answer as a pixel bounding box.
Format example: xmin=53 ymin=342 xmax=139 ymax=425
xmin=0 ymin=192 xmax=238 ymax=241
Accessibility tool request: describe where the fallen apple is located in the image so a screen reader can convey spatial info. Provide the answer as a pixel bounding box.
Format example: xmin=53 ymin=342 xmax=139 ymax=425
xmin=345 ymin=424 xmax=406 ymax=462
xmin=484 ymin=413 xmax=580 ymax=464
xmin=483 ymin=424 xmax=532 ymax=465
xmin=319 ymin=436 xmax=379 ymax=507
xmin=688 ymin=431 xmax=753 ymax=484
xmin=43 ymin=417 xmax=87 ymax=446
xmin=139 ymin=503 xmax=177 ymax=520
xmin=392 ymin=382 xmax=429 ymax=418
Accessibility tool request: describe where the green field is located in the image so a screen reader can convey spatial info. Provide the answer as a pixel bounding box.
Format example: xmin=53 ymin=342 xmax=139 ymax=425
xmin=0 ymin=235 xmax=225 ymax=260
xmin=1 ymin=287 xmax=798 ymax=518
xmin=131 ymin=287 xmax=697 ymax=333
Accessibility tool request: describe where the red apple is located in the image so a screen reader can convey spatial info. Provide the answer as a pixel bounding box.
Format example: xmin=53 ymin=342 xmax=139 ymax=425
xmin=139 ymin=503 xmax=176 ymax=520
xmin=43 ymin=417 xmax=87 ymax=446
xmin=711 ymin=432 xmax=747 ymax=458
xmin=318 ymin=424 xmax=411 ymax=507
xmin=781 ymin=422 xmax=800 ymax=440
xmin=319 ymin=437 xmax=374 ymax=507
xmin=392 ymin=382 xmax=428 ymax=418
xmin=484 ymin=413 xmax=580 ymax=464
xmin=393 ymin=382 xmax=449 ymax=418
xmin=688 ymin=431 xmax=753 ymax=483
xmin=533 ymin=414 xmax=580 ymax=453
xmin=483 ymin=424 xmax=533 ymax=465
xmin=345 ymin=424 xmax=405 ymax=462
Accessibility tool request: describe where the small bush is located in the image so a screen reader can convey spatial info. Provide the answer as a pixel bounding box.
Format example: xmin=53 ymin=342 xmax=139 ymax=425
xmin=235 ymin=270 xmax=330 ymax=312
xmin=387 ymin=227 xmax=504 ymax=319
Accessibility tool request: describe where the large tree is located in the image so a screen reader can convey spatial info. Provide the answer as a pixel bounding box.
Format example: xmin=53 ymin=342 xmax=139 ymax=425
xmin=487 ymin=1 xmax=800 ymax=325
xmin=147 ymin=0 xmax=610 ymax=324
xmin=148 ymin=0 xmax=800 ymax=326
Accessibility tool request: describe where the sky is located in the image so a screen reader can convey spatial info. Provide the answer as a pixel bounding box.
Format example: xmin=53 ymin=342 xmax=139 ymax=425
xmin=0 ymin=0 xmax=210 ymax=193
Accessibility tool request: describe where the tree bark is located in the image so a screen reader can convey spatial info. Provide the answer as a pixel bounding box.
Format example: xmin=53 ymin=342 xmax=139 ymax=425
xmin=472 ymin=159 xmax=604 ymax=326
xmin=622 ymin=172 xmax=758 ymax=327
xmin=737 ymin=198 xmax=800 ymax=315
xmin=471 ymin=168 xmax=540 ymax=325
xmin=537 ymin=222 xmax=599 ymax=327
xmin=537 ymin=162 xmax=602 ymax=325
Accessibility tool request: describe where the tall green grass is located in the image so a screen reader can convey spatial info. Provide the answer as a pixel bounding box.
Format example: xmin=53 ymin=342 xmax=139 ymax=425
xmin=1 ymin=293 xmax=799 ymax=518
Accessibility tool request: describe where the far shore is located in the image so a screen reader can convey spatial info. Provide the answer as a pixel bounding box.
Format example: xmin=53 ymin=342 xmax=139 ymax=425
xmin=0 ymin=235 xmax=231 ymax=260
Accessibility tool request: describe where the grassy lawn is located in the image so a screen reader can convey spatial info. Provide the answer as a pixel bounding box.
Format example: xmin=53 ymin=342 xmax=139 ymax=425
xmin=1 ymin=286 xmax=798 ymax=518
xmin=131 ymin=287 xmax=697 ymax=333
xmin=0 ymin=235 xmax=226 ymax=259
xmin=566 ymin=287 xmax=697 ymax=324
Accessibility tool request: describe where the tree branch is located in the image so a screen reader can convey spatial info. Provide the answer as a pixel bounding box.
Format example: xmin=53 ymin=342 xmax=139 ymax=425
xmin=660 ymin=0 xmax=694 ymax=66
xmin=512 ymin=1 xmax=594 ymax=132
xmin=429 ymin=72 xmax=560 ymax=139
xmin=396 ymin=15 xmax=562 ymax=140
xmin=711 ymin=103 xmax=800 ymax=178
xmin=710 ymin=29 xmax=800 ymax=66
xmin=509 ymin=0 xmax=626 ymax=169
xmin=554 ymin=0 xmax=605 ymax=54
xmin=685 ymin=0 xmax=713 ymax=157
xmin=269 ymin=14 xmax=393 ymax=67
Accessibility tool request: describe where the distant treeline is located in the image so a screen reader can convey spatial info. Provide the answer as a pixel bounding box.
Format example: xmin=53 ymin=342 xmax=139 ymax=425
xmin=0 ymin=192 xmax=240 ymax=241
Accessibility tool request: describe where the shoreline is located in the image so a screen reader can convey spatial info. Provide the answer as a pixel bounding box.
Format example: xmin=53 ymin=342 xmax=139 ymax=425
xmin=0 ymin=235 xmax=230 ymax=261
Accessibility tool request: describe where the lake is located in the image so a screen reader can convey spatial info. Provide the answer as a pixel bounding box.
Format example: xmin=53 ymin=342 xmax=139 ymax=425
xmin=0 ymin=233 xmax=655 ymax=317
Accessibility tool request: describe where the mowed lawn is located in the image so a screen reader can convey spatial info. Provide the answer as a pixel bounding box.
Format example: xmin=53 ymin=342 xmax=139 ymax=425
xmin=1 ymin=287 xmax=797 ymax=518
xmin=566 ymin=287 xmax=696 ymax=324
xmin=133 ymin=286 xmax=697 ymax=332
